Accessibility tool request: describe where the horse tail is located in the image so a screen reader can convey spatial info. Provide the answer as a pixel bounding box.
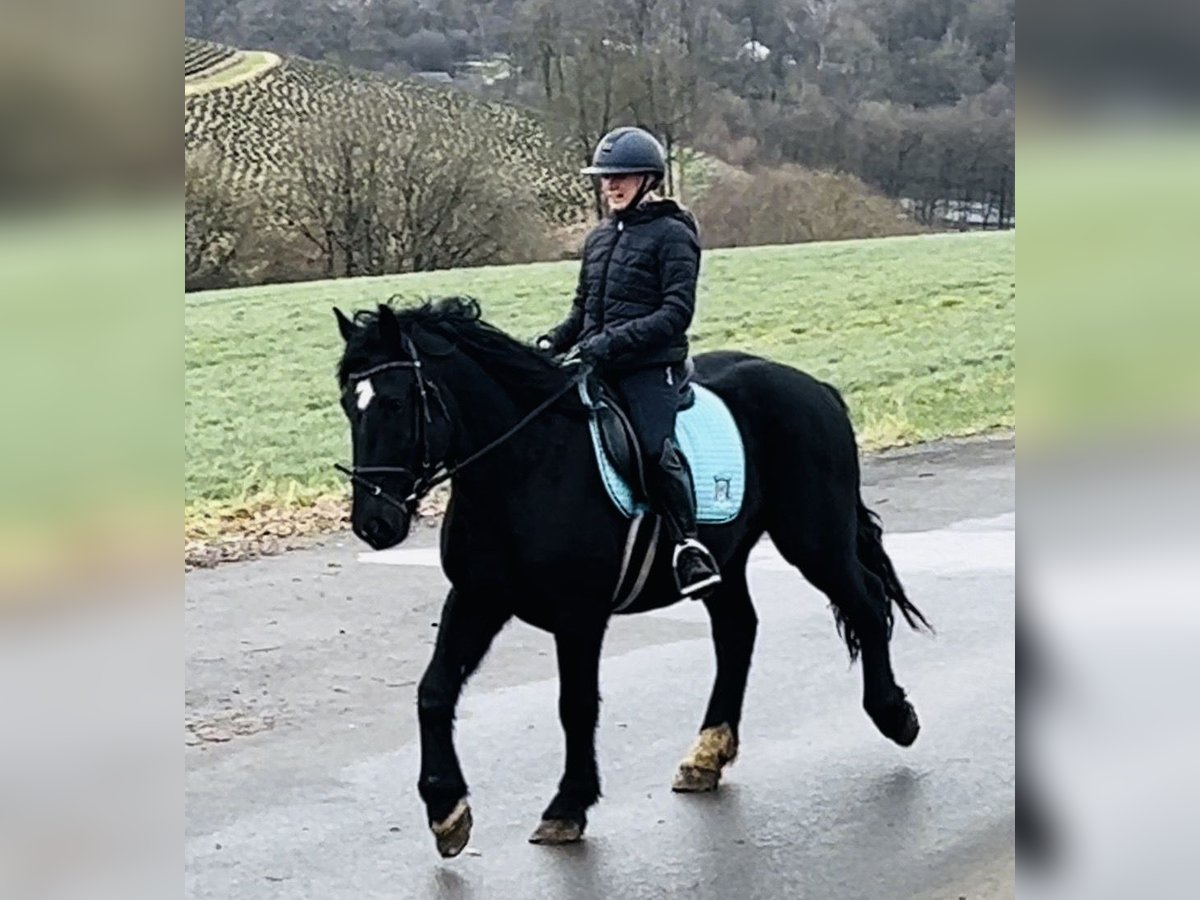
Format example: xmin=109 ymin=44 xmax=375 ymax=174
xmin=821 ymin=377 xmax=930 ymax=635
xmin=856 ymin=497 xmax=932 ymax=636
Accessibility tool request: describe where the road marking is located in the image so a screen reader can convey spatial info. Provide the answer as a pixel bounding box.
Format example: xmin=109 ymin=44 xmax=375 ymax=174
xmin=359 ymin=546 xmax=441 ymax=567
xmin=358 ymin=514 xmax=1014 ymax=573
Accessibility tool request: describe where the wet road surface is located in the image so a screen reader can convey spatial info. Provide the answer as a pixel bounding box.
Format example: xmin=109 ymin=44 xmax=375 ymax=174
xmin=186 ymin=436 xmax=1014 ymax=899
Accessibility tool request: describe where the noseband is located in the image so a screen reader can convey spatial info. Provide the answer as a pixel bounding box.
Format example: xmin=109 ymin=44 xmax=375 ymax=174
xmin=336 ymin=336 xmax=584 ymax=514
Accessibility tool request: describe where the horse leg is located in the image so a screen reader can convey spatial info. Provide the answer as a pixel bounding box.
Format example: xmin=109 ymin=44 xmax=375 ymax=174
xmin=763 ymin=436 xmax=921 ymax=748
xmin=779 ymin=528 xmax=920 ymax=747
xmin=417 ymin=589 xmax=509 ymax=858
xmin=529 ymin=621 xmax=607 ymax=845
xmin=673 ymin=562 xmax=756 ymax=792
xmin=824 ymin=562 xmax=920 ymax=745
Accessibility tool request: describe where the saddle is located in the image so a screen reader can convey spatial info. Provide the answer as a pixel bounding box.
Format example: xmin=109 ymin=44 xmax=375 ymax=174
xmin=581 ymin=361 xmax=695 ymax=501
xmin=577 ymin=363 xmax=745 ymax=612
xmin=579 ymin=363 xmax=745 ymax=526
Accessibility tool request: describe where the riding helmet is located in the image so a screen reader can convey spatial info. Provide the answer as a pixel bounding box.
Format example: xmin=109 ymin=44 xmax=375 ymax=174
xmin=581 ymin=127 xmax=667 ymax=181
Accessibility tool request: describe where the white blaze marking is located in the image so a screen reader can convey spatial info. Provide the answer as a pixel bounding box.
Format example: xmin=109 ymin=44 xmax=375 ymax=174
xmin=355 ymin=379 xmax=375 ymax=411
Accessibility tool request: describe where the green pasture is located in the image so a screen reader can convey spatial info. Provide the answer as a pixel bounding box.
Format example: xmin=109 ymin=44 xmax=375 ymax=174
xmin=185 ymin=231 xmax=1014 ymax=525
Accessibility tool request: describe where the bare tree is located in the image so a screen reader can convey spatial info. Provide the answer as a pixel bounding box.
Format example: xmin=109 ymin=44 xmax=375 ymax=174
xmin=621 ymin=29 xmax=701 ymax=197
xmin=559 ymin=35 xmax=625 ymax=217
xmin=286 ymin=124 xmax=389 ymax=278
xmin=692 ymin=164 xmax=923 ymax=248
xmin=185 ymin=148 xmax=255 ymax=290
xmin=383 ymin=134 xmax=549 ymax=271
xmin=790 ymin=0 xmax=842 ymax=72
xmin=513 ymin=1 xmax=634 ymax=217
xmin=512 ymin=0 xmax=564 ymax=102
xmin=283 ymin=116 xmax=551 ymax=277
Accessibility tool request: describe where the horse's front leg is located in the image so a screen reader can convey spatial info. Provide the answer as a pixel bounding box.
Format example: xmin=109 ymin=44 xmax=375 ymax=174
xmin=417 ymin=588 xmax=509 ymax=858
xmin=673 ymin=564 xmax=756 ymax=793
xmin=529 ymin=620 xmax=608 ymax=845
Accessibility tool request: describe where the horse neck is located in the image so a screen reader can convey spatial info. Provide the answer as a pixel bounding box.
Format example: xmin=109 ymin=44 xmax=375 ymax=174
xmin=439 ymin=353 xmax=554 ymax=496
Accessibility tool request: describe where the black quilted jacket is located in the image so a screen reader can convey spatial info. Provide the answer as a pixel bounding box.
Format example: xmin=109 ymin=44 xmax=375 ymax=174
xmin=547 ymin=199 xmax=700 ymax=373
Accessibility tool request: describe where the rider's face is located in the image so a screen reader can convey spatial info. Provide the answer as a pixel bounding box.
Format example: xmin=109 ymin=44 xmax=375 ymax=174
xmin=601 ymin=174 xmax=646 ymax=212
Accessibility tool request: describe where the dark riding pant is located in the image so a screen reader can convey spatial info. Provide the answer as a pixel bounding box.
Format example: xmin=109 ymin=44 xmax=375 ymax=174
xmin=613 ymin=363 xmax=686 ymax=459
xmin=614 ymin=363 xmax=697 ymax=544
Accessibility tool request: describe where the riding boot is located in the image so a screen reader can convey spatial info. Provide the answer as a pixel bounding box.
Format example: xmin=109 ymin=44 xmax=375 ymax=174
xmin=654 ymin=439 xmax=722 ymax=599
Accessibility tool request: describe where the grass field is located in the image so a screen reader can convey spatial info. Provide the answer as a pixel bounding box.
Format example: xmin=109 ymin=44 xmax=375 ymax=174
xmin=185 ymin=231 xmax=1014 ymax=539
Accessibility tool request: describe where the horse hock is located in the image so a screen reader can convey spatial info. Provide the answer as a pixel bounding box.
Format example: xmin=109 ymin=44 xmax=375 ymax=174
xmin=672 ymin=723 xmax=739 ymax=792
xmin=431 ymin=799 xmax=473 ymax=858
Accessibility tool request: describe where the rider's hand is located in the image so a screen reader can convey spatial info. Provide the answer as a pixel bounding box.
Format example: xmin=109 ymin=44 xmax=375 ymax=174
xmin=576 ymin=335 xmax=611 ymax=366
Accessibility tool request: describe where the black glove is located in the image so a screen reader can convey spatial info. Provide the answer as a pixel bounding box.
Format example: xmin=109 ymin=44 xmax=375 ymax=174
xmin=576 ymin=334 xmax=611 ymax=365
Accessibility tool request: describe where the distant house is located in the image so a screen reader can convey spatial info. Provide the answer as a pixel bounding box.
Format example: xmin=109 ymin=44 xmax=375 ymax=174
xmin=738 ymin=40 xmax=771 ymax=62
xmin=600 ymin=37 xmax=637 ymax=53
xmin=457 ymin=57 xmax=513 ymax=87
xmin=900 ymin=198 xmax=1015 ymax=230
xmin=414 ymin=71 xmax=453 ymax=85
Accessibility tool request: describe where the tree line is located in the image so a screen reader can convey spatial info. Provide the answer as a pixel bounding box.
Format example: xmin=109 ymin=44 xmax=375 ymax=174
xmin=188 ymin=0 xmax=1014 ymax=225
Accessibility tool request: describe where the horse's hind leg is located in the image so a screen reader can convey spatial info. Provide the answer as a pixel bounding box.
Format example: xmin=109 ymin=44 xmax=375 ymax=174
xmin=673 ymin=559 xmax=756 ymax=792
xmin=770 ymin=510 xmax=920 ymax=747
xmin=826 ymin=562 xmax=920 ymax=746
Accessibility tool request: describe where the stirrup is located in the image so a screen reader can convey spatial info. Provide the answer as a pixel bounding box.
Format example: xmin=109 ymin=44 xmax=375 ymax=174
xmin=673 ymin=538 xmax=722 ymax=598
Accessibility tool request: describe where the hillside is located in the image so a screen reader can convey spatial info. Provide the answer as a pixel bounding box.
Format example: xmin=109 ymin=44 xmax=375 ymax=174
xmin=184 ymin=38 xmax=591 ymax=227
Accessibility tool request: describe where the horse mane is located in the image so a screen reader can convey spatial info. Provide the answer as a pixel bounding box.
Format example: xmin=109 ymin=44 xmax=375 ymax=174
xmin=339 ymin=296 xmax=575 ymax=405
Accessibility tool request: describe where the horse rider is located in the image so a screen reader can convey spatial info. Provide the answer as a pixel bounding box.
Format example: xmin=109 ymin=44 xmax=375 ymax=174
xmin=537 ymin=126 xmax=722 ymax=600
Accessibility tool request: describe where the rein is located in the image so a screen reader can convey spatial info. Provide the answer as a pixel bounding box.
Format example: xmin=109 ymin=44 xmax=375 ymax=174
xmin=336 ymin=339 xmax=584 ymax=512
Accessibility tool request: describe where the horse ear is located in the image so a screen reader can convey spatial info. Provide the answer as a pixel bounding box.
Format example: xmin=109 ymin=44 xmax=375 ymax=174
xmin=333 ymin=307 xmax=356 ymax=342
xmin=378 ymin=304 xmax=402 ymax=347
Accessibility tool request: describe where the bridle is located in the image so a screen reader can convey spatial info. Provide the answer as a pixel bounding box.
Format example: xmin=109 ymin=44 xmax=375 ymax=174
xmin=335 ymin=335 xmax=583 ymax=513
xmin=334 ymin=335 xmax=442 ymax=513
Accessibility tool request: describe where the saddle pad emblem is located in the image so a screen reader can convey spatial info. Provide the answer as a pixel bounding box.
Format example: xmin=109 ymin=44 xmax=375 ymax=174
xmin=714 ymin=476 xmax=732 ymax=504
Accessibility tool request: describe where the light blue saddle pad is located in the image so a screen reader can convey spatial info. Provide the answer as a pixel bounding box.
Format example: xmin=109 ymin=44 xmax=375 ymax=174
xmin=585 ymin=383 xmax=746 ymax=524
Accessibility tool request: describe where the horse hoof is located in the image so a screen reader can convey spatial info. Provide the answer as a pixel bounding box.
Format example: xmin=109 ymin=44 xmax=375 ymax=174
xmin=431 ymin=799 xmax=473 ymax=858
xmin=672 ymin=724 xmax=737 ymax=792
xmin=672 ymin=764 xmax=721 ymax=793
xmin=894 ymin=704 xmax=920 ymax=747
xmin=870 ymin=699 xmax=920 ymax=747
xmin=528 ymin=818 xmax=583 ymax=845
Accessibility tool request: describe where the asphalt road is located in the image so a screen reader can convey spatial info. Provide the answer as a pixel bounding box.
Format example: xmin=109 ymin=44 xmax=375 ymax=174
xmin=186 ymin=435 xmax=1014 ymax=900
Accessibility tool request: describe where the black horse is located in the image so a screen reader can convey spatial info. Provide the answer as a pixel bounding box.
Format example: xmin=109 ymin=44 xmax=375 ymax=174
xmin=333 ymin=297 xmax=929 ymax=857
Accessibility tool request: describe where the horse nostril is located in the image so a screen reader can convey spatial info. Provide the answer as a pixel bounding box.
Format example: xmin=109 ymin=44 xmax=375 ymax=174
xmin=365 ymin=517 xmax=393 ymax=545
